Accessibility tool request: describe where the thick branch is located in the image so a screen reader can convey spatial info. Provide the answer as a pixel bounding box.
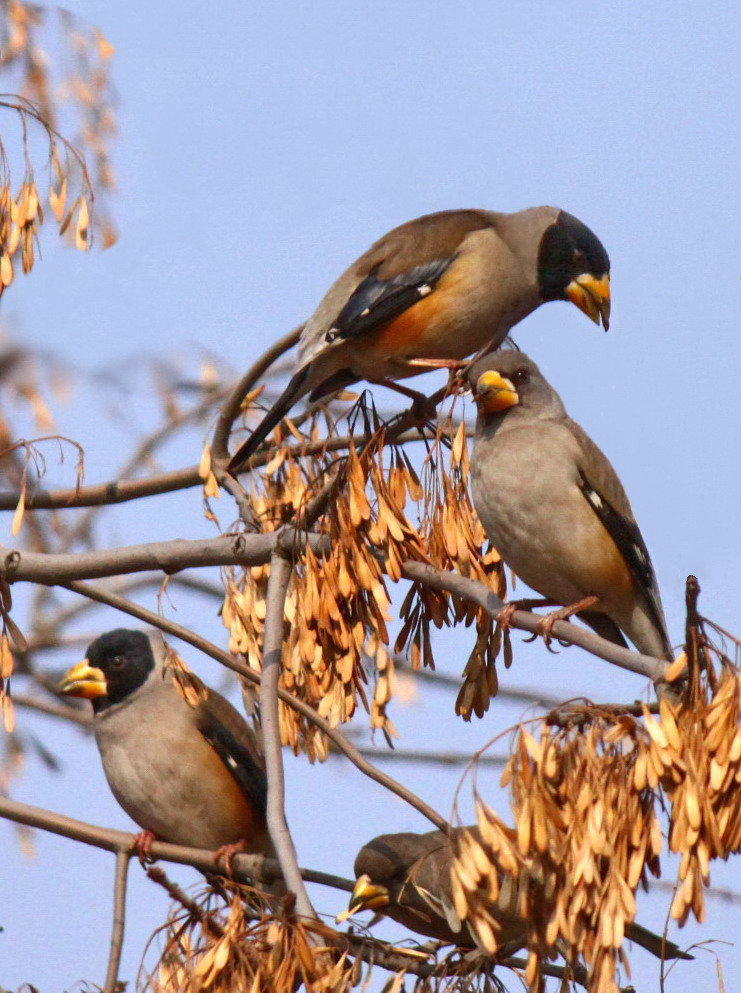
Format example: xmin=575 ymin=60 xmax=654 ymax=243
xmin=0 ymin=531 xmax=324 ymax=584
xmin=260 ymin=551 xmax=315 ymax=918
xmin=400 ymin=562 xmax=669 ymax=684
xmin=59 ymin=580 xmax=449 ymax=832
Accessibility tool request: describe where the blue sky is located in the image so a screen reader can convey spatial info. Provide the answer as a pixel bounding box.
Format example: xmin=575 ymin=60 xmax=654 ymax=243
xmin=2 ymin=1 xmax=739 ymax=989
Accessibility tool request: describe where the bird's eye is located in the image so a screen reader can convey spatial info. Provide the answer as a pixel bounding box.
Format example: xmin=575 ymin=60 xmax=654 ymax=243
xmin=573 ymin=248 xmax=587 ymax=265
xmin=110 ymin=656 xmax=125 ymax=669
xmin=511 ymin=368 xmax=529 ymax=386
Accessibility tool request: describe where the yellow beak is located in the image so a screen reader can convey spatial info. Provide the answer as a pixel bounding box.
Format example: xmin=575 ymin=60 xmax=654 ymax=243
xmin=335 ymin=874 xmax=391 ymax=923
xmin=565 ymin=272 xmax=611 ymax=329
xmin=474 ymin=370 xmax=519 ymax=414
xmin=58 ymin=660 xmax=108 ymax=700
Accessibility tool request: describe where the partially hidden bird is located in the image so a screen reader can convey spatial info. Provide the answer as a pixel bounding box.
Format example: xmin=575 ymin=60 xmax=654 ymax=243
xmin=469 ymin=351 xmax=672 ymax=659
xmin=339 ymin=827 xmax=691 ymax=961
xmin=228 ymin=206 xmax=610 ymax=473
xmin=59 ymin=629 xmax=274 ymax=861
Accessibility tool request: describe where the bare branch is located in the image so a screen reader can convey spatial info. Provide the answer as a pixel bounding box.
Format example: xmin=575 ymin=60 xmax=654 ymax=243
xmin=261 ymin=549 xmax=315 ymax=918
xmin=393 ymin=658 xmax=561 ymax=709
xmin=212 ymin=324 xmax=303 ymax=462
xmin=12 ymin=691 xmax=92 ymax=727
xmin=400 ymin=561 xmax=670 ymax=685
xmin=0 ymin=465 xmax=203 ymax=510
xmin=0 ymin=530 xmax=325 ymax=583
xmin=331 ymin=744 xmax=508 ymax=768
xmin=103 ymin=848 xmax=130 ymax=993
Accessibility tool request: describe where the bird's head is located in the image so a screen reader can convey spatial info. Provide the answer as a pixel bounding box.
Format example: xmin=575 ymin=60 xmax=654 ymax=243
xmin=470 ymin=351 xmax=562 ymax=420
xmin=58 ymin=629 xmax=156 ymax=713
xmin=537 ymin=210 xmax=610 ymax=329
xmin=336 ymin=873 xmax=391 ymax=923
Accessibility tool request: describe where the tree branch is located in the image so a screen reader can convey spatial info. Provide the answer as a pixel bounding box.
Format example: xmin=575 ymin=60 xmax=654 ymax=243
xmin=12 ymin=691 xmax=92 ymax=727
xmin=393 ymin=657 xmax=561 ymax=708
xmin=260 ymin=550 xmax=316 ymax=918
xmin=212 ymin=324 xmax=303 ymax=462
xmin=103 ymin=848 xmax=130 ymax=993
xmin=400 ymin=562 xmax=669 ymax=684
xmin=0 ymin=465 xmax=203 ymax=510
xmin=0 ymin=427 xmax=434 ymax=512
xmin=331 ymin=744 xmax=508 ymax=768
xmin=0 ymin=530 xmax=325 ymax=584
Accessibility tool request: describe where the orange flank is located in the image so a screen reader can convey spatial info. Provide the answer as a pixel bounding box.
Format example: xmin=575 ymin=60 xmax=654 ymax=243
xmin=198 ymin=733 xmax=266 ymax=844
xmin=370 ymin=260 xmax=473 ymax=360
xmin=575 ymin=509 xmax=635 ymax=612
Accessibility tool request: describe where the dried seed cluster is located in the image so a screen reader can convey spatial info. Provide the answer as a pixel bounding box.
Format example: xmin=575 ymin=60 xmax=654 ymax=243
xmin=0 ymin=1 xmax=117 ymax=258
xmin=223 ymin=399 xmax=506 ymax=757
xmin=451 ymin=660 xmax=741 ymax=992
xmin=149 ymin=887 xmax=355 ymax=993
xmin=451 ymin=714 xmax=660 ymax=993
xmin=642 ymin=668 xmax=741 ymax=926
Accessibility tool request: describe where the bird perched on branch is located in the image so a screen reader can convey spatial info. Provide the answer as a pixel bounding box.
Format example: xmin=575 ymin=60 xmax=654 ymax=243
xmin=59 ymin=629 xmax=273 ymax=864
xmin=228 ymin=206 xmax=610 ymax=473
xmin=339 ymin=828 xmax=691 ymax=961
xmin=469 ymin=351 xmax=672 ymax=659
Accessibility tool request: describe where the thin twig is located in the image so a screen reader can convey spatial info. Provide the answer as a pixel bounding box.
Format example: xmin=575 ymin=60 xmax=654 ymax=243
xmin=56 ymin=580 xmax=449 ymax=832
xmin=212 ymin=324 xmax=303 ymax=462
xmin=393 ymin=657 xmax=560 ymax=709
xmin=103 ymin=848 xmax=131 ymax=993
xmin=0 ymin=427 xmax=431 ymax=511
xmin=260 ymin=549 xmax=316 ymax=918
xmin=12 ymin=691 xmax=92 ymax=727
xmin=331 ymin=744 xmax=509 ymax=768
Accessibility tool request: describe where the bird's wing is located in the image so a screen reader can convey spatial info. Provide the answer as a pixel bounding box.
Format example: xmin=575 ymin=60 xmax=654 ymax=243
xmin=189 ymin=676 xmax=268 ymax=815
xmin=303 ymin=210 xmax=496 ymax=353
xmin=567 ymin=418 xmax=670 ymax=654
xmin=326 ymin=257 xmax=456 ymax=342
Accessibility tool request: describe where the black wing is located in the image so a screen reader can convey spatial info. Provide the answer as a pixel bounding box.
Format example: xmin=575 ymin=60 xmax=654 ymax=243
xmin=325 ymin=256 xmax=456 ymax=343
xmin=578 ymin=469 xmax=670 ymax=654
xmin=194 ymin=686 xmax=268 ymax=817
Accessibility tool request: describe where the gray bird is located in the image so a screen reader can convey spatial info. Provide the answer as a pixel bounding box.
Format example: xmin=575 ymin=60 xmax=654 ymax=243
xmin=59 ymin=629 xmax=273 ymax=856
xmin=228 ymin=207 xmax=610 ymax=472
xmin=340 ymin=828 xmax=691 ymax=961
xmin=469 ymin=351 xmax=672 ymax=659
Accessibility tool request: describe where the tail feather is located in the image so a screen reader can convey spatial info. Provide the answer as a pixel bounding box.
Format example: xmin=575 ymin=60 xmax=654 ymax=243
xmin=228 ymin=366 xmax=311 ymax=474
xmin=625 ymin=921 xmax=693 ymax=961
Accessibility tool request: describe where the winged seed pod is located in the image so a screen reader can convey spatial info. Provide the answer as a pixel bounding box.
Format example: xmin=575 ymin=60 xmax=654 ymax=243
xmin=222 ymin=397 xmax=507 ymax=758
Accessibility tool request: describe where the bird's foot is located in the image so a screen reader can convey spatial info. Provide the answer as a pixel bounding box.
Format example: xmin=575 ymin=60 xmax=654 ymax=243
xmin=535 ymin=596 xmax=600 ymax=650
xmin=214 ymin=839 xmax=246 ymax=877
xmin=131 ymin=829 xmax=157 ymax=866
xmin=496 ymin=598 xmax=557 ymax=632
